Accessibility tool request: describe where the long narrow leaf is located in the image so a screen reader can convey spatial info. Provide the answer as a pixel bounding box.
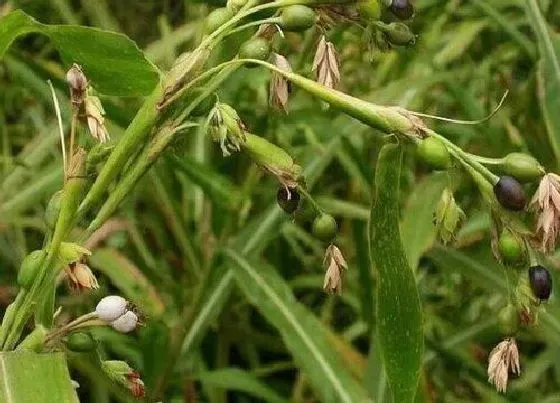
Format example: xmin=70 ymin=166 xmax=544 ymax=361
xmin=369 ymin=144 xmax=423 ymax=403
xmin=224 ymin=249 xmax=372 ymax=403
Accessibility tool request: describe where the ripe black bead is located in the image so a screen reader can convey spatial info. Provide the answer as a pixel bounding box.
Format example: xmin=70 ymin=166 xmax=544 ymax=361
xmin=493 ymin=176 xmax=527 ymax=211
xmin=529 ymin=265 xmax=552 ymax=301
xmin=277 ymin=187 xmax=300 ymax=214
xmin=390 ymin=0 xmax=414 ymax=20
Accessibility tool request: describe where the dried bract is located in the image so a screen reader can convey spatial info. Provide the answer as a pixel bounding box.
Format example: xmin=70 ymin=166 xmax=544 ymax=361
xmin=269 ymin=53 xmax=292 ymax=112
xmin=312 ymin=36 xmax=340 ymax=89
xmin=66 ymin=262 xmax=99 ymax=290
xmin=85 ymin=96 xmax=110 ymax=143
xmin=322 ymin=244 xmax=348 ymax=294
xmin=487 ymin=338 xmax=520 ymax=393
xmin=66 ymin=64 xmax=88 ymax=105
xmin=530 ymin=173 xmax=560 ymax=252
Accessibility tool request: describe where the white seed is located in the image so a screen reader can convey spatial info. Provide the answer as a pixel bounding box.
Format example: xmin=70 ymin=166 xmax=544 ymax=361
xmin=110 ymin=311 xmax=138 ymax=333
xmin=95 ymin=296 xmax=128 ymax=322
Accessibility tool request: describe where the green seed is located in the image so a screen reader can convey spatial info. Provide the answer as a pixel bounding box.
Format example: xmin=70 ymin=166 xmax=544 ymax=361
xmin=17 ymin=249 xmax=47 ymax=289
xmin=498 ymin=304 xmax=519 ymax=336
xmin=280 ymin=5 xmax=316 ymax=32
xmin=67 ymin=331 xmax=97 ymax=352
xmin=206 ymin=8 xmax=234 ymax=34
xmin=502 ymin=152 xmax=544 ymax=182
xmin=358 ymin=0 xmax=381 ymax=21
xmin=239 ymin=38 xmax=272 ymax=68
xmin=312 ymin=214 xmax=337 ymax=242
xmin=498 ymin=230 xmax=523 ymax=264
xmin=417 ymin=137 xmax=451 ymax=170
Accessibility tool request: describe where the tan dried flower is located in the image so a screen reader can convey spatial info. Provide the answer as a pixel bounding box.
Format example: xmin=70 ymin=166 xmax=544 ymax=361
xmin=65 ymin=63 xmax=88 ymax=105
xmin=530 ymin=173 xmax=560 ymax=252
xmin=312 ymin=36 xmax=340 ymax=89
xmin=269 ymin=53 xmax=292 ymax=112
xmin=488 ymin=338 xmax=520 ymax=393
xmin=85 ymin=95 xmax=110 ymax=143
xmin=323 ymin=244 xmax=348 ymax=294
xmin=66 ymin=262 xmax=99 ymax=290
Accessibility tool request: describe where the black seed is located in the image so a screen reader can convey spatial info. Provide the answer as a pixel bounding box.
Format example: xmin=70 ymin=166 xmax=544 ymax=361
xmin=390 ymin=0 xmax=414 ymax=20
xmin=277 ymin=187 xmax=300 ymax=214
xmin=493 ymin=176 xmax=526 ymax=211
xmin=529 ymin=265 xmax=552 ymax=301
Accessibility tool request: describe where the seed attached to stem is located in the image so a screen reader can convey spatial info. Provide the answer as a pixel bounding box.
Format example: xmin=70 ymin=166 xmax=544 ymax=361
xmin=417 ymin=137 xmax=451 ymax=170
xmin=312 ymin=213 xmax=337 ymax=242
xmin=239 ymin=38 xmax=272 ymax=67
xmin=498 ymin=230 xmax=523 ymax=264
xmin=528 ymin=265 xmax=552 ymax=301
xmin=96 ymin=296 xmax=128 ymax=322
xmin=493 ymin=176 xmax=527 ymax=211
xmin=280 ymin=5 xmax=317 ymax=32
xmin=389 ymin=0 xmax=414 ymax=20
xmin=110 ymin=311 xmax=139 ymax=333
xmin=498 ymin=304 xmax=520 ymax=336
xmin=277 ymin=187 xmax=300 ymax=214
xmin=205 ymin=7 xmax=234 ymax=34
xmin=67 ymin=331 xmax=97 ymax=352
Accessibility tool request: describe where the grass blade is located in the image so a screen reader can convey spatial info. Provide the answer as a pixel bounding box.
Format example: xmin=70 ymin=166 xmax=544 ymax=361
xmin=369 ymin=144 xmax=423 ymax=403
xmin=224 ymin=249 xmax=372 ymax=403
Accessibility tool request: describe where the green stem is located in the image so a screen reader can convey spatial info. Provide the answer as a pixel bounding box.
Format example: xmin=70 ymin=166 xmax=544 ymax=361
xmin=297 ymin=186 xmax=324 ymax=214
xmin=469 ymin=154 xmax=504 ymax=166
xmin=428 ymin=130 xmax=499 ymax=184
xmin=45 ymin=312 xmax=99 ymax=344
xmin=223 ymin=17 xmax=282 ymax=38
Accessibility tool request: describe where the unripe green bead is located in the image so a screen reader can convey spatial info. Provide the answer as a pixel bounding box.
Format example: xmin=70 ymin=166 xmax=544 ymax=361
xmin=206 ymin=8 xmax=234 ymax=34
xmin=67 ymin=331 xmax=97 ymax=352
xmin=498 ymin=230 xmax=523 ymax=264
xmin=378 ymin=22 xmax=415 ymax=47
xmin=280 ymin=5 xmax=316 ymax=32
xmin=239 ymin=38 xmax=271 ymax=67
xmin=45 ymin=190 xmax=63 ymax=231
xmin=417 ymin=137 xmax=451 ymax=170
xmin=17 ymin=249 xmax=46 ymax=289
xmin=498 ymin=304 xmax=520 ymax=336
xmin=227 ymin=0 xmax=247 ymax=13
xmin=358 ymin=0 xmax=381 ymax=21
xmin=312 ymin=214 xmax=337 ymax=242
xmin=502 ymin=153 xmax=544 ymax=182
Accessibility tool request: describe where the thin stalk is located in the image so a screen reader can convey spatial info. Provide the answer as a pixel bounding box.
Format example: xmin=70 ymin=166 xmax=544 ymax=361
xmin=223 ymin=17 xmax=282 ymax=38
xmin=68 ymin=110 xmax=78 ymax=179
xmin=45 ymin=312 xmax=99 ymax=344
xmin=428 ymin=130 xmax=499 ymax=184
xmin=297 ymin=185 xmax=324 ymax=214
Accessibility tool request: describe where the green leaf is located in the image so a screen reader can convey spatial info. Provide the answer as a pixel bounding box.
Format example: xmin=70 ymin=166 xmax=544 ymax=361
xmin=0 ymin=352 xmax=79 ymax=402
xmin=0 ymin=10 xmax=159 ymax=96
xmin=167 ymin=154 xmax=246 ymax=212
xmin=88 ymin=248 xmax=166 ymax=319
xmin=401 ymin=172 xmax=447 ymax=270
xmin=194 ymin=368 xmax=287 ymax=403
xmin=524 ymin=0 xmax=560 ymax=163
xmin=224 ymin=249 xmax=372 ymax=403
xmin=434 ymin=21 xmax=487 ymax=67
xmin=369 ymin=144 xmax=423 ymax=403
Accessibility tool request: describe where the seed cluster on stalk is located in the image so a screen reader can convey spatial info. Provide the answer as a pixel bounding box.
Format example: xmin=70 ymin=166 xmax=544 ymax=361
xmin=95 ymin=295 xmax=139 ymax=333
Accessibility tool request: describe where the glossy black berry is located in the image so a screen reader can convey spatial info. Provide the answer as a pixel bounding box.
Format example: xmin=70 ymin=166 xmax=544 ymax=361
xmin=529 ymin=265 xmax=552 ymax=301
xmin=493 ymin=176 xmax=526 ymax=211
xmin=390 ymin=0 xmax=414 ymax=20
xmin=277 ymin=187 xmax=300 ymax=214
